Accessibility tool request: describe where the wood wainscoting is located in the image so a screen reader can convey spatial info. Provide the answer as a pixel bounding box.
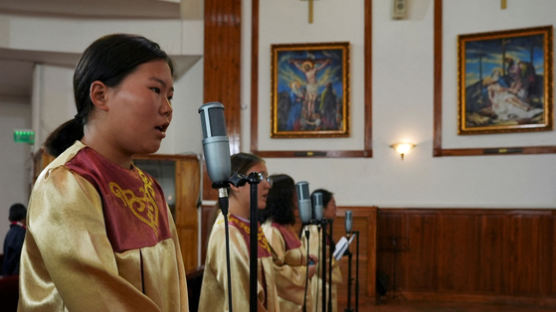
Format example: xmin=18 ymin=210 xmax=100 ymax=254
xmin=377 ymin=208 xmax=556 ymax=307
xmin=333 ymin=207 xmax=378 ymax=308
xmin=199 ymin=206 xmax=555 ymax=308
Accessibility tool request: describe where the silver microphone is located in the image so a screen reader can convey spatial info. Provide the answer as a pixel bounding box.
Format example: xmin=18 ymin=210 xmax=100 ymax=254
xmin=345 ymin=210 xmax=353 ymax=233
xmin=198 ymin=102 xmax=231 ymax=187
xmin=296 ymin=181 xmax=312 ymax=224
xmin=312 ymin=192 xmax=323 ymax=222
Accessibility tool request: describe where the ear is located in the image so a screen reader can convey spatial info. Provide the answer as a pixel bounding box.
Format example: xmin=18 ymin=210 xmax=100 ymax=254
xmin=229 ymin=184 xmax=240 ymax=193
xmin=89 ymin=81 xmax=110 ymax=111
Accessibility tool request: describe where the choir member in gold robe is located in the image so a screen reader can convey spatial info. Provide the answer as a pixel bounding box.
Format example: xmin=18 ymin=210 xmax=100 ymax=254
xmin=18 ymin=34 xmax=188 ymax=312
xmin=199 ymin=153 xmax=279 ymax=312
xmin=260 ymin=174 xmax=317 ymax=312
xmin=302 ymin=189 xmax=343 ymax=312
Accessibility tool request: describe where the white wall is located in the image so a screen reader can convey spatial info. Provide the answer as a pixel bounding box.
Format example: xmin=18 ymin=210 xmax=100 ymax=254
xmin=159 ymin=57 xmax=204 ymax=155
xmin=0 ymin=96 xmax=31 ymax=238
xmin=243 ymin=0 xmax=556 ymax=208
xmin=33 ymin=65 xmax=75 ymax=149
xmin=0 ymin=14 xmax=204 ymax=237
xmin=2 ymin=0 xmax=556 ymax=240
xmin=0 ymin=14 xmax=202 ymax=56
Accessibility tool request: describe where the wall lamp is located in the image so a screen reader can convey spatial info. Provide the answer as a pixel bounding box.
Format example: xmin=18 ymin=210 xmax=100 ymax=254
xmin=390 ymin=143 xmax=415 ymax=160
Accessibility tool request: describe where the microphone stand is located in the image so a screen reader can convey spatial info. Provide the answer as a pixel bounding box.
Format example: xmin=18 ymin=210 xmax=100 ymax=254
xmin=248 ymin=174 xmax=260 ymax=312
xmin=327 ymin=220 xmax=334 ymax=312
xmin=355 ymin=230 xmax=360 ymax=312
xmin=302 ymin=228 xmax=310 ymax=312
xmin=321 ymin=220 xmax=327 ymax=312
xmin=345 ymin=232 xmax=353 ymax=312
xmin=214 ymin=185 xmax=234 ymax=312
xmin=226 ymin=173 xmax=262 ymax=312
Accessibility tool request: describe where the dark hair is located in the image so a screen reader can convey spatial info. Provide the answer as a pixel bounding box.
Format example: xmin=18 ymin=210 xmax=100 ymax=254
xmin=9 ymin=203 xmax=27 ymax=222
xmin=209 ymin=152 xmax=265 ymax=229
xmin=311 ymin=188 xmax=333 ymax=207
xmin=230 ymin=153 xmax=264 ymax=177
xmin=45 ymin=33 xmax=174 ymax=156
xmin=259 ymin=174 xmax=296 ymax=225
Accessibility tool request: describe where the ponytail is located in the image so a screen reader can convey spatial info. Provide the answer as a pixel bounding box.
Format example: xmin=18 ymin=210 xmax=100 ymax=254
xmin=44 ymin=118 xmax=84 ymax=157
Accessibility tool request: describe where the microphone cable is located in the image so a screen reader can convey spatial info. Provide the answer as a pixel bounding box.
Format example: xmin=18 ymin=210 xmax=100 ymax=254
xmin=302 ymin=228 xmax=310 ymax=312
xmin=315 ymin=225 xmax=322 ymax=312
xmin=218 ymin=194 xmax=233 ymax=312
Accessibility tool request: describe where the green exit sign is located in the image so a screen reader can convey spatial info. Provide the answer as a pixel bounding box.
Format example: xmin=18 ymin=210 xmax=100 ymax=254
xmin=13 ymin=129 xmax=35 ymax=144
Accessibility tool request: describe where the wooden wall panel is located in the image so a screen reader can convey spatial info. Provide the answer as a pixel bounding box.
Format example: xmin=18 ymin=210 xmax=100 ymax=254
xmin=552 ymin=211 xmax=556 ymax=296
xmin=204 ymin=0 xmax=242 ymax=154
xmin=174 ymin=157 xmax=200 ymax=272
xmin=333 ymin=207 xmax=377 ymax=307
xmin=477 ymin=214 xmax=505 ymax=294
xmin=377 ymin=209 xmax=556 ymax=307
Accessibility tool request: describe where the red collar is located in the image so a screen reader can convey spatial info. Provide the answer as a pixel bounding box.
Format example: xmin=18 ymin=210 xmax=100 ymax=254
xmin=10 ymin=221 xmax=25 ymax=229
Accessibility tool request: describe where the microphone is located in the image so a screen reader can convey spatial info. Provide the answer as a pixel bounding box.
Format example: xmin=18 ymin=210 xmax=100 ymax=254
xmin=198 ymin=102 xmax=231 ymax=188
xmin=296 ymin=181 xmax=312 ymax=224
xmin=312 ymin=192 xmax=323 ymax=223
xmin=345 ymin=210 xmax=353 ymax=233
xmin=199 ymin=102 xmax=234 ymax=312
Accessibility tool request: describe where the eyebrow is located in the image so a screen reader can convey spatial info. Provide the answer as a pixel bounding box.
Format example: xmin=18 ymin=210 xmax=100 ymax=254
xmin=149 ymin=77 xmax=174 ymax=92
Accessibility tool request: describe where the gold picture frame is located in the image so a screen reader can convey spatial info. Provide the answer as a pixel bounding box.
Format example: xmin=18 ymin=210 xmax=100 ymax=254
xmin=270 ymin=42 xmax=350 ymax=138
xmin=458 ymin=26 xmax=553 ymax=135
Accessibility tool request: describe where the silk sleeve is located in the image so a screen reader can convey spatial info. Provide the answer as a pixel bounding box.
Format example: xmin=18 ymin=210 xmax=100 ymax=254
xmin=264 ymin=224 xmax=308 ymax=305
xmin=301 ymin=225 xmax=321 ymax=262
xmin=19 ymin=166 xmax=162 ymax=312
xmin=167 ymin=207 xmax=189 ymax=312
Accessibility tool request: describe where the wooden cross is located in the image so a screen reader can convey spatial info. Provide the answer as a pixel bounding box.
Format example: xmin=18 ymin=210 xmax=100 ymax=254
xmin=501 ymin=0 xmax=507 ymax=9
xmin=309 ymin=0 xmax=314 ymax=23
xmin=301 ymin=0 xmax=316 ymax=24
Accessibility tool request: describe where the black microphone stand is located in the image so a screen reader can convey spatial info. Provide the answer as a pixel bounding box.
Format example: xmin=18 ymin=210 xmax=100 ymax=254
xmin=248 ymin=174 xmax=260 ymax=312
xmin=355 ymin=230 xmax=360 ymax=312
xmin=345 ymin=232 xmax=353 ymax=312
xmin=214 ymin=184 xmax=234 ymax=312
xmin=302 ymin=228 xmax=310 ymax=312
xmin=225 ymin=172 xmax=262 ymax=312
xmin=344 ymin=231 xmax=360 ymax=312
xmin=327 ymin=220 xmax=334 ymax=312
xmin=321 ymin=220 xmax=327 ymax=312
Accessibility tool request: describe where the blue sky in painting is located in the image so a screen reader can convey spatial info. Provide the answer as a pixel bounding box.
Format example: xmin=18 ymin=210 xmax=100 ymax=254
xmin=276 ymin=48 xmax=344 ymax=97
xmin=464 ymin=33 xmax=545 ymax=86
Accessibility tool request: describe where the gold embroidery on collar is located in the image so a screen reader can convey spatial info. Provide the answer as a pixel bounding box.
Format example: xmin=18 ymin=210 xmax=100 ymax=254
xmin=109 ymin=168 xmax=159 ymax=236
xmin=229 ymin=216 xmax=271 ymax=254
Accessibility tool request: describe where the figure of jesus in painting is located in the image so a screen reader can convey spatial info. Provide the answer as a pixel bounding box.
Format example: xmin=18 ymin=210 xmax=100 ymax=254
xmin=289 ymin=58 xmax=331 ymax=120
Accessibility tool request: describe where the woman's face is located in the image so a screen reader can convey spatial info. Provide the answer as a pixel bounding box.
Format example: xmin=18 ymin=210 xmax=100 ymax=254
xmin=102 ymin=59 xmax=174 ymax=157
xmin=323 ymin=196 xmax=337 ymax=220
xmin=234 ymin=162 xmax=271 ymax=210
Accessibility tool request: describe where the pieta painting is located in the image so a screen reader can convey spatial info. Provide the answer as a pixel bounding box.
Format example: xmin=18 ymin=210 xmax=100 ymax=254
xmin=458 ymin=26 xmax=553 ymax=134
xmin=270 ymin=42 xmax=349 ymax=138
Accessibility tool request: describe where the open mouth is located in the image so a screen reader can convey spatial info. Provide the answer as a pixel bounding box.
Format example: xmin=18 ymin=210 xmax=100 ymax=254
xmin=155 ymin=122 xmax=169 ymax=133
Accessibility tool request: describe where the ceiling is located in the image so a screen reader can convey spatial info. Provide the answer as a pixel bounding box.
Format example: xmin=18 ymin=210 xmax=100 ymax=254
xmin=0 ymin=0 xmax=182 ymax=19
xmin=0 ymin=0 xmax=201 ymax=98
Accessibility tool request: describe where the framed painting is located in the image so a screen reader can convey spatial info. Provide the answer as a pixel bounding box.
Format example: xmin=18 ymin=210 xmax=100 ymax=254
xmin=270 ymin=42 xmax=350 ymax=138
xmin=458 ymin=26 xmax=553 ymax=135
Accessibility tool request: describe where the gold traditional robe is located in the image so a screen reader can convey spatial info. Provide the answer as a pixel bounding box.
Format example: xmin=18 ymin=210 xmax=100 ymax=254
xmin=199 ymin=213 xmax=279 ymax=312
xmin=19 ymin=141 xmax=188 ymax=312
xmin=301 ymin=224 xmax=343 ymax=312
xmin=262 ymin=221 xmax=313 ymax=312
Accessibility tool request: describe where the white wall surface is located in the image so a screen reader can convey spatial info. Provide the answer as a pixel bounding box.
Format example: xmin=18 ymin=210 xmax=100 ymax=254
xmin=1 ymin=0 xmax=556 ymax=241
xmin=244 ymin=0 xmax=556 ymax=208
xmin=0 ymin=14 xmax=204 ymax=237
xmin=0 ymin=96 xmax=31 ymax=238
xmin=0 ymin=14 xmax=203 ymax=56
xmin=159 ymin=57 xmax=204 ymax=155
